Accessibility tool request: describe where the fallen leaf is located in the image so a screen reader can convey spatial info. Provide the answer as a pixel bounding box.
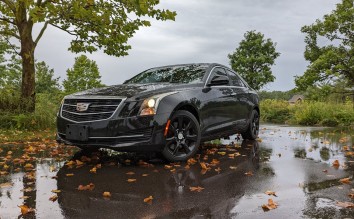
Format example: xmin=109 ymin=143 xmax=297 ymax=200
xmin=127 ymin=179 xmax=137 ymax=183
xmin=217 ymin=152 xmax=226 ymax=156
xmin=144 ymin=195 xmax=153 ymax=204
xmin=66 ymin=173 xmax=74 ymax=177
xmin=190 ymin=186 xmax=204 ymax=192
xmin=322 ymin=169 xmax=328 ymax=173
xmin=265 ymin=191 xmax=277 ymax=197
xmin=164 ymin=165 xmax=172 ymax=169
xmin=24 ymin=163 xmax=34 ymax=169
xmin=51 ymin=189 xmax=61 ymax=193
xmin=90 ymin=167 xmax=97 ymax=173
xmin=229 ymin=166 xmax=237 ymax=170
xmin=126 ymin=171 xmax=135 ymax=175
xmin=348 ymin=193 xmax=354 ymax=199
xmin=19 ymin=205 xmax=34 ymax=215
xmin=200 ymin=162 xmax=210 ymax=170
xmin=76 ymin=160 xmax=84 ymax=166
xmin=65 ymin=160 xmax=75 ymax=166
xmin=336 ymin=201 xmax=354 ymax=208
xmin=339 ymin=178 xmax=351 ymax=184
xmin=244 ymin=171 xmax=253 ymax=176
xmin=0 ymin=182 xmax=13 ymax=188
xmin=103 ymin=192 xmax=111 ymax=198
xmin=77 ymin=183 xmax=95 ymax=191
xmin=215 ymin=167 xmax=221 ymax=173
xmin=49 ymin=195 xmax=58 ymax=202
xmin=187 ymin=158 xmax=197 ymax=165
xmin=332 ymin=160 xmax=340 ymax=168
xmin=142 ymin=174 xmax=149 ymax=177
xmin=262 ymin=199 xmax=278 ymax=211
xmin=184 ymin=165 xmax=190 ymax=170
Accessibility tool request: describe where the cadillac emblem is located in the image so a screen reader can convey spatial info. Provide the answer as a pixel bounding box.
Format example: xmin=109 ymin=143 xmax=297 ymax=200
xmin=76 ymin=103 xmax=90 ymax=112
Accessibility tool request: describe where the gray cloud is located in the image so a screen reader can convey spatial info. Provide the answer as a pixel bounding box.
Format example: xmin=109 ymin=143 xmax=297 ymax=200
xmin=34 ymin=0 xmax=340 ymax=91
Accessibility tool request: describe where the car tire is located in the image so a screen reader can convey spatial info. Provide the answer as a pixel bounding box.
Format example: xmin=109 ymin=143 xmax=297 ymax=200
xmin=162 ymin=110 xmax=201 ymax=162
xmin=241 ymin=109 xmax=259 ymax=140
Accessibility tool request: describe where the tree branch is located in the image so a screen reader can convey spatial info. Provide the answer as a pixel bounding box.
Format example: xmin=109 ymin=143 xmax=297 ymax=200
xmin=34 ymin=21 xmax=48 ymax=46
xmin=3 ymin=37 xmax=20 ymax=55
xmin=0 ymin=16 xmax=15 ymax=25
xmin=49 ymin=23 xmax=77 ymax=36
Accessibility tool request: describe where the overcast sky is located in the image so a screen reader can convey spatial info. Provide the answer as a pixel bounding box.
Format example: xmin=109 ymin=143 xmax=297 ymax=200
xmin=34 ymin=0 xmax=339 ymax=91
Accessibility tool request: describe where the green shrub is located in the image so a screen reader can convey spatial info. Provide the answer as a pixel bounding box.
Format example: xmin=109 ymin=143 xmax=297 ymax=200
xmin=260 ymin=99 xmax=291 ymax=123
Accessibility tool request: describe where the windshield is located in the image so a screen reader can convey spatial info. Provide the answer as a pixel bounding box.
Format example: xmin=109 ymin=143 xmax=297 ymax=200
xmin=125 ymin=64 xmax=208 ymax=84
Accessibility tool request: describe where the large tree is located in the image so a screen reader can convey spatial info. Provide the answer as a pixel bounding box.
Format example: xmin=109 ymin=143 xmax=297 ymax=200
xmin=63 ymin=55 xmax=103 ymax=93
xmin=295 ymin=0 xmax=354 ymax=91
xmin=0 ymin=0 xmax=176 ymax=111
xmin=228 ymin=30 xmax=280 ymax=90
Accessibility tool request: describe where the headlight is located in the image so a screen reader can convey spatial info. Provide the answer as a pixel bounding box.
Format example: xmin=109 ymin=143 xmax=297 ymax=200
xmin=139 ymin=92 xmax=177 ymax=116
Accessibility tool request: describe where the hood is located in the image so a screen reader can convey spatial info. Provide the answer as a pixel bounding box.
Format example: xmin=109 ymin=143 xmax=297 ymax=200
xmin=68 ymin=83 xmax=202 ymax=99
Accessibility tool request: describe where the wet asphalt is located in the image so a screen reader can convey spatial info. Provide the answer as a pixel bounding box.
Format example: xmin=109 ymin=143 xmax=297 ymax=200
xmin=0 ymin=124 xmax=353 ymax=219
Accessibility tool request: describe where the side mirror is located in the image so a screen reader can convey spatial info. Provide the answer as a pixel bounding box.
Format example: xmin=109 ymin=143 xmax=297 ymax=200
xmin=207 ymin=75 xmax=230 ymax=86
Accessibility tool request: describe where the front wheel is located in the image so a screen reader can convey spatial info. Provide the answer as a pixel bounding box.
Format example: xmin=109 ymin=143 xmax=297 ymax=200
xmin=162 ymin=110 xmax=201 ymax=162
xmin=241 ymin=109 xmax=259 ymax=140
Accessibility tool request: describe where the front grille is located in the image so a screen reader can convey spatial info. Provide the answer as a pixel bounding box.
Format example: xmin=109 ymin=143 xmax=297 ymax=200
xmin=61 ymin=97 xmax=123 ymax=122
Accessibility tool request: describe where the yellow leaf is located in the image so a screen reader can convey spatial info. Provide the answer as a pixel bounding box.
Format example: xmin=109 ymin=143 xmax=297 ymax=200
xmin=332 ymin=160 xmax=340 ymax=168
xmin=127 ymin=179 xmax=137 ymax=183
xmin=66 ymin=173 xmax=74 ymax=177
xmin=103 ymin=192 xmax=111 ymax=198
xmin=339 ymin=177 xmax=351 ymax=184
xmin=144 ymin=195 xmax=153 ymax=204
xmin=189 ymin=186 xmax=204 ymax=192
xmin=19 ymin=205 xmax=34 ymax=215
xmin=265 ymin=191 xmax=277 ymax=196
xmin=51 ymin=189 xmax=61 ymax=193
xmin=49 ymin=195 xmax=58 ymax=202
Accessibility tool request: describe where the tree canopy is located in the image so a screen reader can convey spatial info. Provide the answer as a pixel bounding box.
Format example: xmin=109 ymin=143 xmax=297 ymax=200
xmin=63 ymin=55 xmax=104 ymax=93
xmin=228 ymin=30 xmax=280 ymax=90
xmin=0 ymin=0 xmax=176 ymax=111
xmin=295 ymin=0 xmax=354 ymax=91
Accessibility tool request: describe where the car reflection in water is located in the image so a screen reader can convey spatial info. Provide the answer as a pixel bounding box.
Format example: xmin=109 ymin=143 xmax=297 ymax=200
xmin=56 ymin=140 xmax=273 ymax=218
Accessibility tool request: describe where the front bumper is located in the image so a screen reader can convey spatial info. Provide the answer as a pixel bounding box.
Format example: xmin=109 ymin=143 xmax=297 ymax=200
xmin=56 ymin=113 xmax=170 ymax=152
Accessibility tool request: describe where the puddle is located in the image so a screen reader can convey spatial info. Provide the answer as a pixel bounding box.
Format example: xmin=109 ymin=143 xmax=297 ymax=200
xmin=0 ymin=125 xmax=353 ymax=218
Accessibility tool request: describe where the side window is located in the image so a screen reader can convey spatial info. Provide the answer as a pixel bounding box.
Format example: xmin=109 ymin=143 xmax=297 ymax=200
xmin=226 ymin=70 xmax=245 ymax=87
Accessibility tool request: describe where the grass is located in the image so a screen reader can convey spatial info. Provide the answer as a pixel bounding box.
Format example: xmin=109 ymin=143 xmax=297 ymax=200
xmin=260 ymin=99 xmax=354 ymax=126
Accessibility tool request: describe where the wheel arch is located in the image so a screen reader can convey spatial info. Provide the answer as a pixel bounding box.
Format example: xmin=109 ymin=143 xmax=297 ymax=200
xmin=172 ymin=103 xmax=200 ymax=123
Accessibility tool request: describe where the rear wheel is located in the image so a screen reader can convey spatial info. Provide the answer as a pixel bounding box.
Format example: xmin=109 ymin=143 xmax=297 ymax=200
xmin=241 ymin=109 xmax=259 ymax=140
xmin=162 ymin=110 xmax=201 ymax=162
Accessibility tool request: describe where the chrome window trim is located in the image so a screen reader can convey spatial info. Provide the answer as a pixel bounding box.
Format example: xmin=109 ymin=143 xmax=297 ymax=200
xmin=60 ymin=96 xmax=127 ymax=123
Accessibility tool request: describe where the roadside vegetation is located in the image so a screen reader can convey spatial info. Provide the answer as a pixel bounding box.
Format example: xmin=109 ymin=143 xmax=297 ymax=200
xmin=260 ymin=99 xmax=354 ymax=126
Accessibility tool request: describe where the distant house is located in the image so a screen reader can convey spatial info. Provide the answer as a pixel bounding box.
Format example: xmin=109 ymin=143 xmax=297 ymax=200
xmin=288 ymin=95 xmax=304 ymax=104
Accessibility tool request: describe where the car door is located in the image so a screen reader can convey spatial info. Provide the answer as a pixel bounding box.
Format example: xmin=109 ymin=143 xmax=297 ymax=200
xmin=226 ymin=69 xmax=250 ymax=128
xmin=200 ymin=67 xmax=235 ymax=136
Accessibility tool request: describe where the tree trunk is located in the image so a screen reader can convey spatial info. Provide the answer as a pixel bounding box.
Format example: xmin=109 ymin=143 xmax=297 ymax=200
xmin=19 ymin=23 xmax=36 ymax=112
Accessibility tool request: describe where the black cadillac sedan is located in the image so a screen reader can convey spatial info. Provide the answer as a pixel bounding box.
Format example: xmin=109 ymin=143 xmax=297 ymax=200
xmin=56 ymin=63 xmax=260 ymax=161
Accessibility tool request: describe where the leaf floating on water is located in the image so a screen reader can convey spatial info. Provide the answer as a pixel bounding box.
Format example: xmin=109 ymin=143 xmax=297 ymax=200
xmin=77 ymin=183 xmax=95 ymax=191
xmin=339 ymin=177 xmax=351 ymax=184
xmin=66 ymin=173 xmax=74 ymax=177
xmin=0 ymin=182 xmax=13 ymax=188
xmin=144 ymin=195 xmax=153 ymax=204
xmin=244 ymin=171 xmax=253 ymax=176
xmin=336 ymin=201 xmax=354 ymax=208
xmin=262 ymin=199 xmax=278 ymax=211
xmin=49 ymin=195 xmax=58 ymax=202
xmin=265 ymin=191 xmax=277 ymax=197
xmin=332 ymin=160 xmax=340 ymax=168
xmin=103 ymin=192 xmax=111 ymax=198
xmin=19 ymin=205 xmax=35 ymax=215
xmin=189 ymin=186 xmax=204 ymax=192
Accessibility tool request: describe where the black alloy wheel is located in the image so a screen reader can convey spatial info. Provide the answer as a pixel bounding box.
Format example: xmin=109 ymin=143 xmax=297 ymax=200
xmin=162 ymin=110 xmax=201 ymax=162
xmin=241 ymin=110 xmax=259 ymax=140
